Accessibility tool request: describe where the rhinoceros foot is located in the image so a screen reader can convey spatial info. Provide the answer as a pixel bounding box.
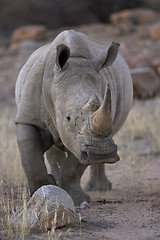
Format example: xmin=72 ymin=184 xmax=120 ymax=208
xmin=69 ymin=189 xmax=91 ymax=206
xmin=85 ymin=176 xmax=112 ymax=192
xmin=62 ymin=181 xmax=90 ymax=205
xmin=85 ymin=164 xmax=112 ymax=192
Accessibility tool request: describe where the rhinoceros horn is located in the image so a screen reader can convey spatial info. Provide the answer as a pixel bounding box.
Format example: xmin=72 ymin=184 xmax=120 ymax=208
xmin=91 ymin=84 xmax=112 ymax=136
xmin=89 ymin=42 xmax=120 ymax=72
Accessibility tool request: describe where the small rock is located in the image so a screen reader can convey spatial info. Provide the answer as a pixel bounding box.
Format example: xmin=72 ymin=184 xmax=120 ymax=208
xmin=10 ymin=185 xmax=76 ymax=232
xmin=9 ymin=40 xmax=43 ymax=53
xmin=151 ymin=57 xmax=160 ymax=76
xmin=149 ymin=21 xmax=160 ymax=40
xmin=138 ymin=25 xmax=150 ymax=39
xmin=11 ymin=25 xmax=47 ymax=44
xmin=151 ymin=57 xmax=160 ymax=68
xmin=110 ymin=8 xmax=158 ymax=25
xmin=157 ymin=66 xmax=160 ymax=76
xmin=115 ymin=23 xmax=137 ymax=36
xmin=131 ymin=67 xmax=160 ymax=99
xmin=80 ymin=201 xmax=90 ymax=209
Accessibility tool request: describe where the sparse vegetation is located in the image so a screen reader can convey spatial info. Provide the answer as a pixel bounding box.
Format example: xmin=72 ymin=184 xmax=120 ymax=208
xmin=0 ymin=107 xmax=28 ymax=239
xmin=1 ymin=3 xmax=160 ymax=236
xmin=0 ymin=107 xmax=25 ymax=186
xmin=0 ymin=98 xmax=160 ymax=239
xmin=123 ymin=99 xmax=160 ymax=149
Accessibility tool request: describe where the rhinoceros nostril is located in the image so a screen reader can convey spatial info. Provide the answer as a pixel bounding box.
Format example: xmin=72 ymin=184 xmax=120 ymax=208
xmin=66 ymin=116 xmax=71 ymax=121
xmin=81 ymin=151 xmax=89 ymax=162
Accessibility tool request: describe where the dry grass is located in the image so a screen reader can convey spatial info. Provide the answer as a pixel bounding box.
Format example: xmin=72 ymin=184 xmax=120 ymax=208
xmin=0 ymin=106 xmax=28 ymax=239
xmin=111 ymin=98 xmax=160 ymax=195
xmin=123 ymin=99 xmax=160 ymax=149
xmin=0 ymin=98 xmax=160 ymax=239
xmin=0 ymin=107 xmax=25 ymax=186
xmin=0 ymin=106 xmax=65 ymax=239
xmin=114 ymin=98 xmax=160 ymax=159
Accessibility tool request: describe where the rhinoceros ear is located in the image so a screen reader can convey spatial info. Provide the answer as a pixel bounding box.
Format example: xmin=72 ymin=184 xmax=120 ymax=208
xmin=56 ymin=44 xmax=70 ymax=69
xmin=89 ymin=42 xmax=120 ymax=72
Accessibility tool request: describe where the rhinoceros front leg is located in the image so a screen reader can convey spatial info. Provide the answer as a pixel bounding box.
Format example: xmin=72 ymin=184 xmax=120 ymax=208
xmin=85 ymin=164 xmax=112 ymax=191
xmin=46 ymin=147 xmax=90 ymax=205
xmin=16 ymin=124 xmax=56 ymax=195
xmin=46 ymin=146 xmax=66 ymax=187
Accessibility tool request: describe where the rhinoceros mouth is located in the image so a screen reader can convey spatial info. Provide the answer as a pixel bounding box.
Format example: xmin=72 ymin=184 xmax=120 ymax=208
xmin=80 ymin=149 xmax=120 ymax=165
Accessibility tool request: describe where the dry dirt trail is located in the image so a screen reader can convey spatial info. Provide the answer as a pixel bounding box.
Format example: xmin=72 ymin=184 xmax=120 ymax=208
xmin=0 ymin=22 xmax=160 ymax=240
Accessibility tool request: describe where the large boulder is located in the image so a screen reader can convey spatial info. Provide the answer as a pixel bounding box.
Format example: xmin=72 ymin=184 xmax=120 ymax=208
xmin=131 ymin=67 xmax=160 ymax=98
xmin=0 ymin=0 xmax=143 ymax=36
xmin=127 ymin=54 xmax=151 ymax=69
xmin=11 ymin=25 xmax=47 ymax=43
xmin=10 ymin=185 xmax=77 ymax=232
xmin=110 ymin=8 xmax=158 ymax=25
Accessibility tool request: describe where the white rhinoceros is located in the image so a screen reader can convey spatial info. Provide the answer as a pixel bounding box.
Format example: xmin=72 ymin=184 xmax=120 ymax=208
xmin=15 ymin=30 xmax=133 ymax=205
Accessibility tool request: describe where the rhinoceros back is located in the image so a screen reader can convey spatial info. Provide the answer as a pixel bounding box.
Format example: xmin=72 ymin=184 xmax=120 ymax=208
xmin=15 ymin=30 xmax=133 ymax=135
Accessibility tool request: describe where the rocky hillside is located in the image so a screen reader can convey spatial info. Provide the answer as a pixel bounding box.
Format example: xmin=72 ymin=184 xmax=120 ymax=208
xmin=0 ymin=8 xmax=160 ymax=106
xmin=0 ymin=0 xmax=143 ymax=36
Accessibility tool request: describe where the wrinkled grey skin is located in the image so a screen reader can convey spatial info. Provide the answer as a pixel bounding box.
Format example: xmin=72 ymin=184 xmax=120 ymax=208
xmin=15 ymin=30 xmax=133 ymax=205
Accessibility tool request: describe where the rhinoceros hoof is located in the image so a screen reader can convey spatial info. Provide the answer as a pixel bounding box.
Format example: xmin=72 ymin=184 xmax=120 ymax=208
xmin=85 ymin=177 xmax=112 ymax=191
xmin=71 ymin=190 xmax=90 ymax=206
xmin=10 ymin=185 xmax=77 ymax=232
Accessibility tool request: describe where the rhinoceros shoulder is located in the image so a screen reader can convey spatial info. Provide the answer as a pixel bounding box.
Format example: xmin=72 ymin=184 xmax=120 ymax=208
xmin=15 ymin=43 xmax=50 ymax=105
xmin=15 ymin=43 xmax=52 ymax=130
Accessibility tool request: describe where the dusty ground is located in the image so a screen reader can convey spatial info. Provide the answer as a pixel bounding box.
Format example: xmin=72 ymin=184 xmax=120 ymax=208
xmin=0 ymin=22 xmax=160 ymax=240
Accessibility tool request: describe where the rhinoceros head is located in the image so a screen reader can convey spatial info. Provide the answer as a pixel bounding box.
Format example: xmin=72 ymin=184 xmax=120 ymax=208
xmin=45 ymin=42 xmax=120 ymax=165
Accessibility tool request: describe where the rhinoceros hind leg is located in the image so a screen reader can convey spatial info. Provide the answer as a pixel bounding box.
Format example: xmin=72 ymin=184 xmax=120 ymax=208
xmin=85 ymin=164 xmax=112 ymax=191
xmin=46 ymin=147 xmax=90 ymax=205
